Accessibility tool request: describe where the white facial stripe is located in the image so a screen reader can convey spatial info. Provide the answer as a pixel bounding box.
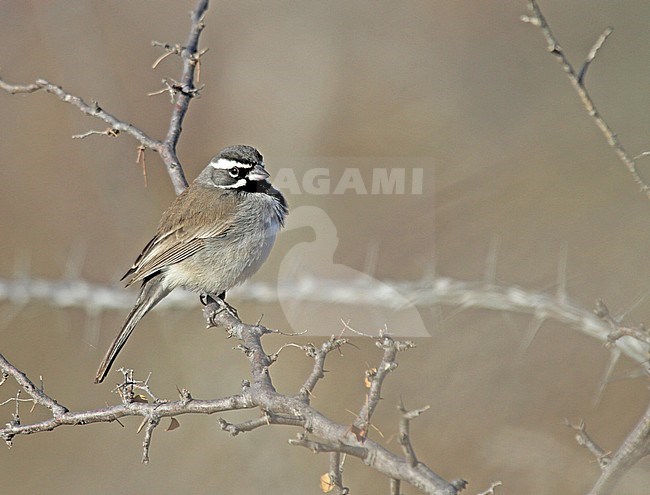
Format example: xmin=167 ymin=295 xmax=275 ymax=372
xmin=210 ymin=158 xmax=253 ymax=170
xmin=217 ymin=178 xmax=247 ymax=189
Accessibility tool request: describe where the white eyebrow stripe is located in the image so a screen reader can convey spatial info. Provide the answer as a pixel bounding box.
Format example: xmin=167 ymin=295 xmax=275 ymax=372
xmin=216 ymin=178 xmax=247 ymax=189
xmin=210 ymin=158 xmax=253 ymax=170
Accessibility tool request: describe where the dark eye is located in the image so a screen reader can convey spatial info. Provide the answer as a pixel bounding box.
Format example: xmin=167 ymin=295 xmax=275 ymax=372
xmin=228 ymin=167 xmax=239 ymax=178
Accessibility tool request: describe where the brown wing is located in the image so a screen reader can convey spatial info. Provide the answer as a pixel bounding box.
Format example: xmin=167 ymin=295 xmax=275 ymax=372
xmin=122 ymin=186 xmax=236 ymax=286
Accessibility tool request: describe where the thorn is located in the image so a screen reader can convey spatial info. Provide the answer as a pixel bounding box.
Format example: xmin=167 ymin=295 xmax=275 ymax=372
xmin=556 ymin=242 xmax=568 ymax=303
xmin=136 ymin=145 xmax=148 ymax=188
xmin=593 ymin=348 xmax=620 ymax=406
xmin=429 ymin=305 xmax=444 ymax=335
xmin=577 ymin=27 xmax=614 ymax=85
xmin=63 ymin=241 xmax=88 ymax=280
xmin=72 ymin=128 xmax=119 ymax=139
xmin=615 ymin=288 xmax=650 ymax=322
xmin=83 ymin=307 xmax=102 ymax=347
xmin=362 ymin=240 xmax=380 ymax=277
xmin=152 ymin=50 xmax=175 ymax=70
xmin=633 ymin=151 xmax=650 ymax=162
xmin=484 ymin=236 xmax=501 ymax=284
xmin=13 ymin=249 xmax=31 ymax=280
xmin=517 ymin=315 xmax=545 ymax=357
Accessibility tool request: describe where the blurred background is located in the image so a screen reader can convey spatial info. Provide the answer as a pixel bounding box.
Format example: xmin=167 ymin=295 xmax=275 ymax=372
xmin=1 ymin=1 xmax=650 ymax=493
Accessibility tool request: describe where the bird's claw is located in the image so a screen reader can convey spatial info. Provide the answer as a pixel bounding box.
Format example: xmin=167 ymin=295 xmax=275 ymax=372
xmin=201 ymin=293 xmax=239 ymax=319
xmin=221 ymin=299 xmax=239 ymax=318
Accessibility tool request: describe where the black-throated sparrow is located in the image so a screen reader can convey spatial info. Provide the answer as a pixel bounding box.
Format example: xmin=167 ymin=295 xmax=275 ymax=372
xmin=95 ymin=145 xmax=287 ymax=383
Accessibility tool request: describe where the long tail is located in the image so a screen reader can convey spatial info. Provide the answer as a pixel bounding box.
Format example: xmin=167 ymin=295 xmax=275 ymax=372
xmin=95 ymin=276 xmax=170 ymax=383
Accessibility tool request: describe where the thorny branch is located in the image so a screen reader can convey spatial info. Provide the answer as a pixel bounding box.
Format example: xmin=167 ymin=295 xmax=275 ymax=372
xmin=522 ymin=0 xmax=650 ymax=198
xmin=0 ymin=357 xmax=252 ymax=458
xmin=522 ymin=6 xmax=650 ymax=488
xmin=588 ymin=401 xmax=650 ymax=495
xmin=522 ymin=6 xmax=650 ymax=493
xmin=596 ymin=300 xmax=650 ymax=348
xmin=2 ymin=0 xmax=647 ymax=492
xmin=0 ymin=353 xmax=68 ymax=418
xmin=564 ymin=419 xmax=611 ymax=469
xmin=476 ymin=481 xmax=503 ymax=495
xmin=299 ymin=337 xmax=349 ymax=402
xmin=0 ymin=0 xmax=210 ymax=195
xmin=329 ymin=451 xmax=348 ymax=494
xmin=201 ymin=295 xmax=463 ymax=495
xmin=571 ymin=302 xmax=650 ymax=495
xmin=354 ymin=336 xmax=414 ymax=440
xmin=0 ymin=1 xmax=463 ymax=487
xmin=398 ymin=400 xmax=430 ymax=467
xmin=0 ymin=297 xmax=463 ymax=495
xmin=0 ymin=0 xmax=460 ymax=492
xmin=564 ymin=401 xmax=650 ymax=495
xmin=1 ymin=272 xmax=647 ymax=364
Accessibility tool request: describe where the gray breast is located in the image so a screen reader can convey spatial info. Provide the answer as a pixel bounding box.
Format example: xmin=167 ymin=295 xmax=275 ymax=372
xmin=163 ymin=190 xmax=285 ymax=294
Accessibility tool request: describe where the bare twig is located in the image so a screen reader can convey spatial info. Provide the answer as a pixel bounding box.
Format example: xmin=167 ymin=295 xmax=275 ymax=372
xmin=219 ymin=415 xmax=271 ymax=436
xmin=151 ymin=40 xmax=209 ymax=73
xmin=595 ymin=300 xmax=650 ymax=347
xmin=586 ymin=400 xmax=650 ymax=495
xmin=0 ymin=80 xmax=41 ymax=94
xmin=136 ymin=145 xmax=148 ymax=188
xmin=203 ymin=297 xmax=460 ymax=495
xmin=3 ymin=1 xmax=461 ymax=492
xmin=522 ymin=0 xmax=650 ymax=197
xmin=578 ymin=27 xmax=613 ymax=85
xmin=476 ymin=481 xmax=503 ymax=495
xmin=398 ymin=400 xmax=430 ymax=467
xmin=355 ymin=338 xmax=415 ymax=438
xmin=268 ymin=342 xmax=307 ymax=362
xmin=0 ymin=393 xmax=33 ymax=408
xmin=329 ymin=451 xmax=348 ymax=494
xmin=2 ymin=294 xmax=459 ymax=491
xmin=391 ymin=478 xmax=401 ymax=495
xmin=115 ymin=369 xmax=165 ymax=404
xmin=141 ymin=416 xmax=160 ymax=464
xmin=151 ymin=41 xmax=184 ymax=69
xmin=300 ymin=337 xmax=348 ymax=402
xmin=0 ymin=352 xmax=67 ymax=418
xmin=0 ymin=355 xmax=252 ymax=449
xmin=72 ymin=128 xmax=120 ymax=140
xmin=565 ymin=298 xmax=650 ymax=494
xmin=160 ymin=0 xmax=208 ymax=191
xmin=147 ymin=78 xmax=180 ymax=103
xmin=565 ymin=419 xmax=611 ymax=468
xmin=0 ymin=77 xmax=160 ymax=149
xmin=0 ymin=0 xmax=211 ymax=195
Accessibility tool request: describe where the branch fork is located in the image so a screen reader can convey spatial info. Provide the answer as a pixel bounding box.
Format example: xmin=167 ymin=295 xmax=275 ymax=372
xmin=1 ymin=0 xmax=464 ymax=492
xmin=522 ymin=0 xmax=650 ymax=197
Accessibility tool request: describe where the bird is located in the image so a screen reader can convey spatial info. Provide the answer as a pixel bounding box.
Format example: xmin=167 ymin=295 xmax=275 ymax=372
xmin=95 ymin=145 xmax=287 ymax=383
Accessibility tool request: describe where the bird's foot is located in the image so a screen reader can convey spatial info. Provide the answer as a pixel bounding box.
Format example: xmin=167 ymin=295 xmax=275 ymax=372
xmin=221 ymin=299 xmax=239 ymax=319
xmin=201 ymin=293 xmax=239 ymax=318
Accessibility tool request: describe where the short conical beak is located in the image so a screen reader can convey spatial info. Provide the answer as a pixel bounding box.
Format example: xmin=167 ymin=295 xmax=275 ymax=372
xmin=248 ymin=163 xmax=270 ymax=181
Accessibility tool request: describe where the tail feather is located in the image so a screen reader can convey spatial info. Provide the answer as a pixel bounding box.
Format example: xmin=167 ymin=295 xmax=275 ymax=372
xmin=95 ymin=277 xmax=169 ymax=383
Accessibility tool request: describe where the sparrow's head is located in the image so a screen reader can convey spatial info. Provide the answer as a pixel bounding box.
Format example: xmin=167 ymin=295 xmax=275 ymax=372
xmin=197 ymin=145 xmax=270 ymax=191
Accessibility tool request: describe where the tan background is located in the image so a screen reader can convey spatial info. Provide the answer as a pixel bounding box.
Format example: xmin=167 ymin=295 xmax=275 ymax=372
xmin=1 ymin=1 xmax=650 ymax=493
